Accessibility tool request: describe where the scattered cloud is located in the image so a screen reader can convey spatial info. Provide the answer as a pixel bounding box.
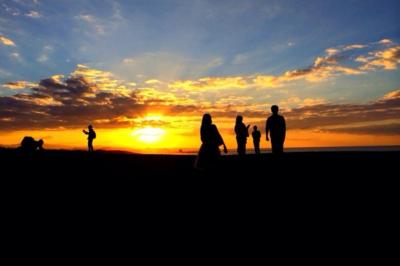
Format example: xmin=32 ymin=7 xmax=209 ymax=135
xmin=280 ymin=97 xmax=326 ymax=108
xmin=145 ymin=79 xmax=162 ymax=85
xmin=382 ymin=89 xmax=400 ymax=100
xmin=122 ymin=58 xmax=135 ymax=64
xmin=170 ymin=76 xmax=249 ymax=91
xmin=37 ymin=54 xmax=48 ymax=63
xmin=75 ymin=4 xmax=126 ymax=37
xmin=35 ymin=45 xmax=54 ymax=63
xmin=25 ymin=10 xmax=41 ymax=18
xmin=343 ymin=44 xmax=366 ymax=51
xmin=285 ymin=89 xmax=400 ymax=132
xmin=76 ymin=14 xmax=105 ymax=35
xmin=359 ymin=45 xmax=400 ymax=70
xmin=2 ymin=4 xmax=20 ymax=16
xmin=0 ymin=69 xmax=141 ymax=130
xmin=0 ymin=35 xmax=16 ymax=46
xmin=170 ymin=39 xmax=399 ymax=90
xmin=0 ymin=67 xmax=11 ymax=76
xmin=205 ymin=57 xmax=223 ymax=68
xmin=0 ymin=62 xmax=399 ymax=138
xmin=379 ymin=39 xmax=392 ymax=45
xmin=9 ymin=52 xmax=21 ymax=61
xmin=2 ymin=81 xmax=38 ymax=90
xmin=301 ymin=98 xmax=326 ymax=106
xmin=323 ymin=123 xmax=400 ymax=136
xmin=232 ymin=54 xmax=248 ymax=65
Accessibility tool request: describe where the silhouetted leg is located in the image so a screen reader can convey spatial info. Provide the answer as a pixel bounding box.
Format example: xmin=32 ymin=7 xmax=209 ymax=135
xmin=88 ymin=139 xmax=93 ymax=152
xmin=272 ymin=140 xmax=284 ymax=155
xmin=237 ymin=141 xmax=246 ymax=156
xmin=271 ymin=140 xmax=279 ymax=155
xmin=254 ymin=142 xmax=260 ymax=154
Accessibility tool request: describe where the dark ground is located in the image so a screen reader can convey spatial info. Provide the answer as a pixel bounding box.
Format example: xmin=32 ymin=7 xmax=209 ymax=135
xmin=1 ymin=148 xmax=398 ymax=242
xmin=1 ymin=148 xmax=398 ymax=178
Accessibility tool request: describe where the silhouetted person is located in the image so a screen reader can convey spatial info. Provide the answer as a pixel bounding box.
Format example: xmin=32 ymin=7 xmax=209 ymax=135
xmin=252 ymin=125 xmax=261 ymax=154
xmin=83 ymin=125 xmax=96 ymax=152
xmin=195 ymin=114 xmax=227 ymax=170
xmin=266 ymin=105 xmax=286 ymax=155
xmin=234 ymin=115 xmax=250 ymax=156
xmin=20 ymin=136 xmax=44 ymax=152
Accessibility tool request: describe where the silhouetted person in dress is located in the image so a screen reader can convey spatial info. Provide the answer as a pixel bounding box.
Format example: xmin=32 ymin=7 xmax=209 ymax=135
xmin=266 ymin=105 xmax=286 ymax=155
xmin=83 ymin=125 xmax=96 ymax=152
xmin=252 ymin=125 xmax=261 ymax=154
xmin=235 ymin=115 xmax=250 ymax=156
xmin=195 ymin=114 xmax=227 ymax=170
xmin=20 ymin=136 xmax=44 ymax=152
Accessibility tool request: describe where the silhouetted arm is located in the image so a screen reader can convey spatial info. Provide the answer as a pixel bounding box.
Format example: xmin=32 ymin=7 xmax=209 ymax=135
xmin=215 ymin=125 xmax=228 ymax=153
xmin=83 ymin=130 xmax=88 ymax=135
xmin=219 ymin=134 xmax=228 ymax=154
xmin=265 ymin=119 xmax=270 ymax=141
xmin=282 ymin=117 xmax=286 ymax=142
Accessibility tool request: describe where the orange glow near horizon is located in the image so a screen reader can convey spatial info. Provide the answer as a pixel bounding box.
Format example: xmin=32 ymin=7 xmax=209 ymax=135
xmin=0 ymin=125 xmax=399 ymax=154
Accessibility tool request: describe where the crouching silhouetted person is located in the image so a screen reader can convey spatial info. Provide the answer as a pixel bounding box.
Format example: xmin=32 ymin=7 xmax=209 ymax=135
xmin=83 ymin=125 xmax=96 ymax=152
xmin=266 ymin=105 xmax=286 ymax=155
xmin=195 ymin=114 xmax=227 ymax=170
xmin=20 ymin=136 xmax=44 ymax=152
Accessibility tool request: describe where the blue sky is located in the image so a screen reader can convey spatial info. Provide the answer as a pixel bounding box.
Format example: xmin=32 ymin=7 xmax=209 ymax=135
xmin=1 ymin=0 xmax=399 ymax=80
xmin=0 ymin=0 xmax=399 ymax=148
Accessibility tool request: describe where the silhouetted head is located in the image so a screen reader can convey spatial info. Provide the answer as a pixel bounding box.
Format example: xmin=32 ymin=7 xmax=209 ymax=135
xmin=271 ymin=105 xmax=279 ymax=115
xmin=201 ymin=114 xmax=212 ymax=127
xmin=236 ymin=115 xmax=243 ymax=124
xmin=253 ymin=125 xmax=258 ymax=130
xmin=88 ymin=124 xmax=93 ymax=129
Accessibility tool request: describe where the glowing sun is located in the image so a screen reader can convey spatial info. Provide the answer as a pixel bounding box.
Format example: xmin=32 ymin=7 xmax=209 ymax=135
xmin=131 ymin=127 xmax=165 ymax=143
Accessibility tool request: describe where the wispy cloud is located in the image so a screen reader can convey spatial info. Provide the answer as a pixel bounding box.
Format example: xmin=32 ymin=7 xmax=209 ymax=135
xmin=2 ymin=3 xmax=20 ymax=16
xmin=171 ymin=39 xmax=399 ymax=90
xmin=170 ymin=76 xmax=249 ymax=91
xmin=0 ymin=35 xmax=16 ymax=46
xmin=37 ymin=54 xmax=48 ymax=63
xmin=75 ymin=3 xmax=126 ymax=37
xmin=9 ymin=52 xmax=21 ymax=61
xmin=36 ymin=45 xmax=54 ymax=63
xmin=2 ymin=81 xmax=38 ymax=90
xmin=76 ymin=14 xmax=105 ymax=35
xmin=122 ymin=58 xmax=135 ymax=64
xmin=25 ymin=10 xmax=41 ymax=18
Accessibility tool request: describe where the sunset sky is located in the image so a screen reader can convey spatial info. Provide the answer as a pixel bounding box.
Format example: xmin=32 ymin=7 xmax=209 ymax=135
xmin=1 ymin=0 xmax=399 ymax=152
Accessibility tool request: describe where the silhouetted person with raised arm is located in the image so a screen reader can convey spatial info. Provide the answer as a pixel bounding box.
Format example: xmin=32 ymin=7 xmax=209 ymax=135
xmin=266 ymin=105 xmax=286 ymax=155
xmin=83 ymin=125 xmax=96 ymax=152
xmin=252 ymin=125 xmax=261 ymax=154
xmin=195 ymin=114 xmax=227 ymax=170
xmin=235 ymin=115 xmax=250 ymax=156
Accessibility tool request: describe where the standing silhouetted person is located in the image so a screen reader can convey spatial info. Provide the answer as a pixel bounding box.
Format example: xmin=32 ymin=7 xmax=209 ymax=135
xmin=266 ymin=105 xmax=286 ymax=155
xmin=195 ymin=114 xmax=227 ymax=170
xmin=83 ymin=125 xmax=96 ymax=152
xmin=252 ymin=125 xmax=261 ymax=154
xmin=235 ymin=115 xmax=250 ymax=156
